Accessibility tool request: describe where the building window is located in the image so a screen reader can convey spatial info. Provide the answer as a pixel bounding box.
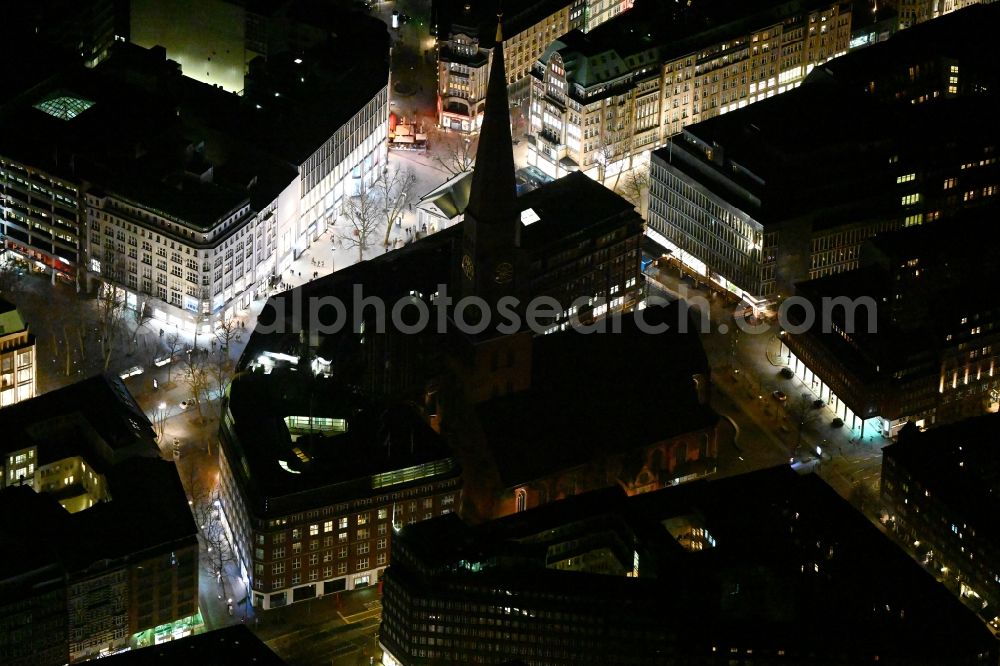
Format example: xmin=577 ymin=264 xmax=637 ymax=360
xmin=357 ymin=557 xmax=369 ymax=571
xmin=309 ymin=524 xmax=319 ymax=536
xmin=339 ymin=547 xmax=348 ymax=559
xmin=377 ymin=538 xmax=387 ymax=550
xmin=377 ymin=508 xmax=388 ymax=520
xmin=515 ymin=488 xmax=527 ymax=513
xmin=338 ymin=562 xmax=347 ymax=574
xmin=357 ymin=512 xmax=369 ymax=525
xmin=339 ymin=517 xmax=348 ymax=530
xmin=324 ymin=520 xmax=333 ymax=533
xmin=377 ymin=553 xmax=387 ymax=566
xmin=292 ymin=528 xmax=301 ymax=541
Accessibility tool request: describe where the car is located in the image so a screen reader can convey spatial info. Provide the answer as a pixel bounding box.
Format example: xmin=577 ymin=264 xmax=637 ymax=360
xmin=153 ymin=354 xmax=177 ymax=367
xmin=119 ymin=365 xmax=144 ymax=379
xmin=772 ymin=390 xmax=788 ymax=402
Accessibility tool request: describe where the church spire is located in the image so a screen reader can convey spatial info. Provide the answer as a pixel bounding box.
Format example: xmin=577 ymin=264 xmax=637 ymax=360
xmin=464 ymin=3 xmax=516 ymax=226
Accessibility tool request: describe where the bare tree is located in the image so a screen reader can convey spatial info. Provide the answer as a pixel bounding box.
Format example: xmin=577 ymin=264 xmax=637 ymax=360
xmin=213 ymin=316 xmax=240 ymax=353
xmin=615 ymin=167 xmax=649 ymax=209
xmin=180 ymin=349 xmax=211 ymax=423
xmin=209 ymin=317 xmax=239 ymax=418
xmin=375 ymin=165 xmax=418 ymax=246
xmin=91 ymin=250 xmax=131 ymax=370
xmin=163 ymin=330 xmax=182 ymax=384
xmin=182 ymin=463 xmax=238 ymax=598
xmin=128 ymin=294 xmax=155 ymax=356
xmin=339 ymin=184 xmax=384 ymax=262
xmin=94 ymin=282 xmax=128 ymax=371
xmin=788 ymin=392 xmax=821 ymax=449
xmin=0 ymin=254 xmax=23 ymax=296
xmin=433 ymin=130 xmax=477 ymax=176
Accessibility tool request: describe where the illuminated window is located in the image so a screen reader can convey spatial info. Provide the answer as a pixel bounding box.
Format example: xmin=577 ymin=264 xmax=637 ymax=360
xmin=309 ymin=524 xmax=318 ymax=536
xmin=901 ymin=193 xmax=921 ymax=206
xmin=896 ymin=173 xmax=915 ymax=183
xmin=324 ymin=520 xmax=333 ymax=533
xmin=943 ymin=178 xmax=956 ymax=190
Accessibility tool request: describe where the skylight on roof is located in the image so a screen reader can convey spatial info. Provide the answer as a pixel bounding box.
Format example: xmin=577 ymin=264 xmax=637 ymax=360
xmin=521 ymin=208 xmax=541 ymax=225
xmin=33 ymin=95 xmax=95 ymax=121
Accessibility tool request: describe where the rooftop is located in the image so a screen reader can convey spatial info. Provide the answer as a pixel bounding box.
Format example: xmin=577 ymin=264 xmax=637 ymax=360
xmin=0 ymin=456 xmax=197 ymax=578
xmin=477 ymin=303 xmax=716 ymax=487
xmin=392 ymin=465 xmax=998 ymax=661
xmin=884 ymin=413 xmax=1000 ymax=544
xmin=225 ymin=370 xmax=458 ymax=514
xmin=0 ymin=373 xmax=158 ymax=471
xmin=98 ymin=625 xmax=284 ymax=665
xmin=0 ymin=299 xmax=28 ymax=336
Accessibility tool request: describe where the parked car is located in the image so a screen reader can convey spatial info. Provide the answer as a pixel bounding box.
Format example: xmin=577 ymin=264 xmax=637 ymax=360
xmin=772 ymin=390 xmax=788 ymax=402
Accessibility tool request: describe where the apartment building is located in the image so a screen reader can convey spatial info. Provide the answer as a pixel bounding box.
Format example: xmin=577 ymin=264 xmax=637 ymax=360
xmin=434 ymin=0 xmax=631 ymax=131
xmin=0 ymin=300 xmax=35 ymax=409
xmin=527 ymin=0 xmax=851 ymax=180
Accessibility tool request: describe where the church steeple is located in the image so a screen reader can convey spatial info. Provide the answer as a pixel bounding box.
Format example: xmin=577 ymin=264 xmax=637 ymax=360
xmin=459 ymin=3 xmax=521 ymax=306
xmin=465 ymin=7 xmax=517 ymax=225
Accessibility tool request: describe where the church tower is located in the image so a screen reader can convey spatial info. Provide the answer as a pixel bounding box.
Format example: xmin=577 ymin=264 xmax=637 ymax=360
xmin=457 ymin=8 xmax=521 ymax=308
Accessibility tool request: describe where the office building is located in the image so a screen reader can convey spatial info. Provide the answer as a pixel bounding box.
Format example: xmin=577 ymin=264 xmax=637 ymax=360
xmin=0 ymin=300 xmax=35 ymax=409
xmin=130 ymin=0 xmax=360 ymax=94
xmin=779 ymin=210 xmax=1000 ymax=438
xmin=219 ymin=376 xmax=463 ymax=610
xmin=527 ymin=0 xmax=851 ymax=180
xmin=1 ymin=4 xmax=390 ymax=332
xmin=646 ymin=3 xmax=1000 ymax=308
xmin=882 ymin=414 xmax=1000 ymax=622
xmin=380 ymin=466 xmax=999 ymax=665
xmin=0 ymin=374 xmax=199 ymax=663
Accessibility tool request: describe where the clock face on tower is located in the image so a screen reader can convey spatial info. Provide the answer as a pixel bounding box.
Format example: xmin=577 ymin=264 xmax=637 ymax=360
xmin=494 ymin=261 xmax=514 ymax=284
xmin=462 ymin=254 xmax=475 ymax=280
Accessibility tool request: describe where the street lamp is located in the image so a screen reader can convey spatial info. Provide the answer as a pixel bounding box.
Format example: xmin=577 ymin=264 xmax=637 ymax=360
xmin=155 ymin=402 xmax=167 ymax=439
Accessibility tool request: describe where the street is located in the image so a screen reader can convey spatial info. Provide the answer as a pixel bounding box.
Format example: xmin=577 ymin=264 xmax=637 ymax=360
xmin=645 ymin=264 xmax=889 ymax=522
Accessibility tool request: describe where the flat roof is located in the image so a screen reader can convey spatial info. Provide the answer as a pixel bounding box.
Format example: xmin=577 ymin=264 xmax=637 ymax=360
xmin=393 ymin=465 xmax=998 ymax=660
xmin=884 ymin=413 xmax=1000 ymax=544
xmin=0 ymin=373 xmax=158 ymax=470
